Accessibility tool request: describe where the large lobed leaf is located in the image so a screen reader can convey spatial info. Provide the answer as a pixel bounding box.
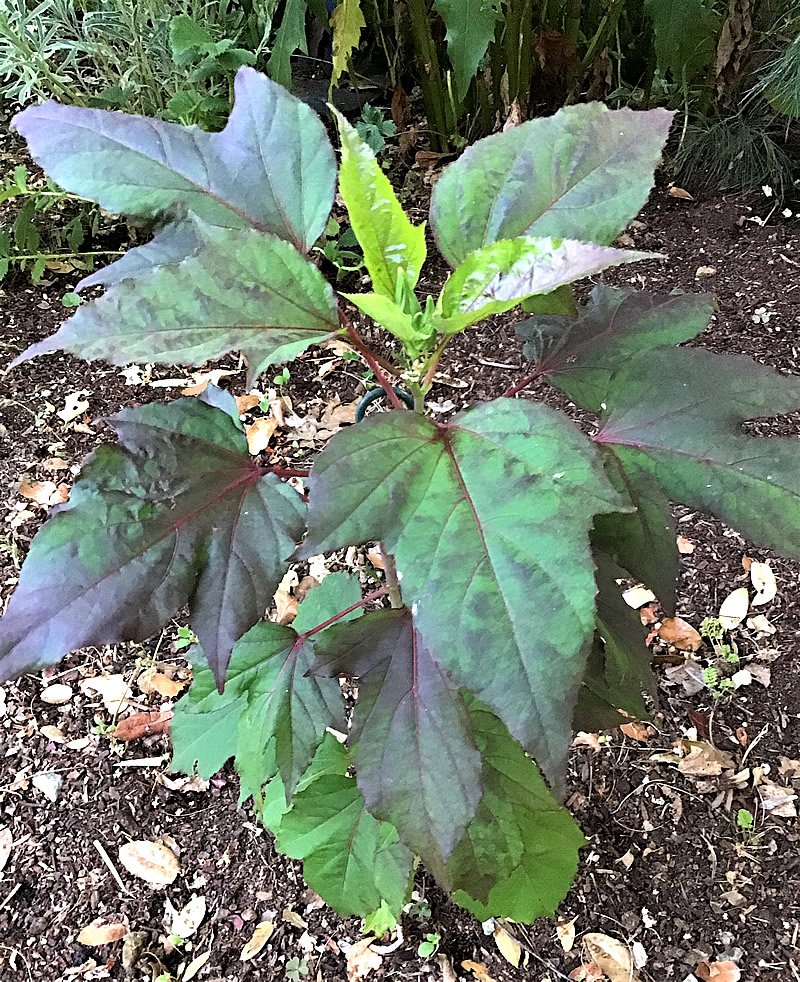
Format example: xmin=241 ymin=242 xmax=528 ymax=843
xmin=0 ymin=389 xmax=305 ymax=685
xmin=13 ymin=222 xmax=340 ymax=384
xmin=12 ymin=67 xmax=335 ymax=255
xmin=433 ymin=0 xmax=501 ymax=102
xmin=596 ymin=347 xmax=800 ymax=562
xmin=311 ymin=608 xmax=482 ymax=872
xmin=430 ymin=103 xmax=673 ymax=268
xmin=298 ymin=399 xmax=626 ymax=787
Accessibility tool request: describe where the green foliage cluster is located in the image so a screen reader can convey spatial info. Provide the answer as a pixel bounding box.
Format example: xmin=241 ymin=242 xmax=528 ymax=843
xmin=4 ymin=68 xmax=800 ymax=931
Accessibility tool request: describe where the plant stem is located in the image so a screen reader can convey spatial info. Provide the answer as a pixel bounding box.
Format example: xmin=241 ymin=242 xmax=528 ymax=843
xmin=405 ymin=0 xmax=450 ymax=150
xmin=378 ymin=543 xmax=403 ymax=608
xmin=502 ymin=368 xmax=544 ymax=398
xmin=5 ymin=250 xmax=125 ymax=261
xmin=421 ymin=336 xmax=449 ymax=392
xmin=342 ymin=320 xmax=405 ymax=411
xmin=299 ymin=587 xmax=389 ymax=639
xmin=270 ymin=466 xmax=311 ymax=479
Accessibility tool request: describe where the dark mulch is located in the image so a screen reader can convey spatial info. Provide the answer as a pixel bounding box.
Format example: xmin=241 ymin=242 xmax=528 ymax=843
xmin=2 ymin=168 xmax=800 ymax=982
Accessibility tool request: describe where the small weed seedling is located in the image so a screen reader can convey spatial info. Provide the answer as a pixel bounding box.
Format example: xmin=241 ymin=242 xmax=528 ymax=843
xmin=418 ymin=933 xmax=441 ymax=959
xmin=285 ymin=956 xmax=309 ymax=981
xmin=355 ymin=104 xmax=396 ymax=155
xmin=4 ymin=69 xmax=800 ymax=931
xmin=700 ymin=617 xmax=740 ymax=698
xmin=174 ymin=626 xmax=199 ymax=652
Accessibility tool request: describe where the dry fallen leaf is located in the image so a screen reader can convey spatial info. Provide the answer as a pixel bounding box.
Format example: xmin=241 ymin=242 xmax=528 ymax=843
xmin=40 ymin=683 xmax=73 ymax=705
xmin=184 ymin=950 xmax=212 ymax=981
xmin=78 ymin=919 xmax=129 ymax=946
xmin=746 ymin=614 xmax=775 ymax=636
xmin=119 ymin=839 xmax=180 ymax=885
xmin=0 ymin=827 xmax=12 ymax=872
xmin=676 ymin=535 xmax=695 ymax=553
xmin=759 ymin=781 xmax=798 ymax=817
xmin=19 ymin=480 xmax=59 ymax=505
xmin=622 ymin=585 xmax=656 ymax=609
xmin=273 ymin=589 xmax=298 ymax=626
xmin=159 ymin=773 xmax=209 ymax=793
xmin=573 ymin=731 xmax=603 ymax=750
xmin=240 ymin=920 xmax=275 ymax=961
xmin=42 ymin=456 xmax=69 ymax=472
xmin=461 ymin=961 xmax=499 ymax=982
xmin=347 ymin=937 xmax=383 ymax=982
xmin=181 ymin=368 xmax=237 ymax=395
xmin=282 ymin=907 xmax=308 ymax=930
xmin=80 ymin=674 xmax=130 ymax=713
xmin=749 ymin=561 xmax=777 ymax=606
xmin=144 ymin=672 xmax=185 ymax=698
xmin=695 ymin=266 xmax=717 ymax=278
xmin=658 ymin=617 xmax=703 ymax=651
xmin=236 ymin=393 xmax=262 ymax=415
xmin=668 ymin=185 xmax=694 ymax=199
xmin=556 ymin=917 xmax=577 ymax=952
xmin=167 ymin=894 xmax=206 ymax=938
xmin=58 ymin=392 xmax=90 ymax=423
xmin=113 ymin=710 xmax=173 ymax=742
xmin=583 ymin=932 xmax=639 ymax=982
xmin=620 ymin=721 xmax=651 ymax=742
xmin=676 ymin=739 xmax=735 ymax=776
xmin=493 ymin=921 xmax=521 ymax=967
xmin=40 ymin=724 xmax=67 ymax=744
xmin=696 ymin=960 xmax=741 ymax=982
xmin=719 ymin=588 xmax=749 ymax=630
xmin=245 ymin=416 xmax=278 ymax=455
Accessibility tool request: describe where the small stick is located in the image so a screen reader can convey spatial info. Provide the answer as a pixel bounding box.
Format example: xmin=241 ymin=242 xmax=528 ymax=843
xmin=378 ymin=543 xmax=403 ymax=608
xmin=0 ymin=883 xmax=21 ymax=912
xmin=93 ymin=838 xmax=130 ymax=895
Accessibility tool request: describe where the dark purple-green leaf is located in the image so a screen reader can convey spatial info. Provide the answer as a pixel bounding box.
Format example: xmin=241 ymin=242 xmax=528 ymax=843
xmin=311 ymin=607 xmax=482 ymax=870
xmin=298 ymin=399 xmax=626 ymax=787
xmin=0 ymin=390 xmax=305 ymax=686
xmin=517 ymin=285 xmax=716 ymax=413
xmin=12 ymin=68 xmax=335 ymax=254
xmin=430 ymin=104 xmax=673 ymax=267
xmin=596 ymin=348 xmax=800 ymax=560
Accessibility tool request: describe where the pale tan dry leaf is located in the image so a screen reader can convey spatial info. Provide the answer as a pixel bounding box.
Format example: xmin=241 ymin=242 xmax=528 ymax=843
xmin=58 ymin=393 xmax=89 ymax=424
xmin=493 ymin=921 xmax=521 ymax=967
xmin=437 ymin=953 xmax=457 ymax=982
xmin=347 ymin=937 xmax=383 ymax=982
xmin=295 ymin=576 xmax=321 ymax=604
xmin=159 ymin=773 xmax=209 ymax=793
xmin=779 ymin=756 xmax=800 ymax=778
xmin=741 ymin=555 xmax=753 ymax=571
xmin=461 ymin=960 xmax=499 ymax=982
xmin=78 ymin=919 xmax=128 ymax=946
xmin=236 ymin=393 xmax=262 ymax=415
xmin=119 ymin=839 xmax=180 ymax=885
xmin=696 ymin=960 xmax=741 ymax=982
xmin=168 ymin=895 xmax=206 ymax=938
xmin=71 ymin=421 xmax=95 ymax=434
xmin=240 ymin=920 xmax=275 ymax=961
xmin=184 ymin=950 xmax=212 ymax=981
xmin=617 ymin=849 xmax=635 ymax=870
xmin=40 ymin=683 xmax=73 ymax=705
xmin=695 ymin=266 xmax=717 ymax=278
xmin=50 ymin=483 xmax=70 ymax=505
xmin=676 ymin=535 xmax=696 ymax=553
xmin=658 ymin=617 xmax=703 ymax=651
xmin=19 ymin=480 xmax=59 ymax=505
xmin=80 ymin=674 xmax=130 ymax=713
xmin=719 ymin=588 xmax=749 ymax=629
xmin=746 ymin=614 xmax=775 ymax=636
xmin=40 ymin=724 xmax=66 ymax=744
xmin=759 ymin=781 xmax=798 ymax=817
xmin=0 ymin=826 xmax=12 ymax=873
xmin=583 ymin=932 xmax=639 ymax=982
xmin=245 ymin=416 xmax=279 ymax=455
xmin=668 ymin=186 xmax=694 ymax=199
xmin=569 ymin=964 xmax=605 ymax=981
xmin=149 ymin=673 xmax=185 ymax=698
xmin=556 ymin=917 xmax=577 ymax=952
xmin=273 ymin=589 xmax=298 ymax=626
xmin=749 ymin=561 xmax=777 ymax=606
xmin=282 ymin=907 xmax=308 ymax=930
xmin=42 ymin=456 xmax=69 ymax=472
xmin=181 ymin=369 xmax=237 ymax=395
xmin=676 ymin=739 xmax=735 ymax=776
xmin=622 ymin=585 xmax=656 ymax=609
xmin=573 ymin=731 xmax=602 ymax=750
xmin=113 ymin=710 xmax=173 ymax=742
xmin=620 ymin=721 xmax=651 ymax=743
xmin=367 ymin=550 xmax=385 ymax=570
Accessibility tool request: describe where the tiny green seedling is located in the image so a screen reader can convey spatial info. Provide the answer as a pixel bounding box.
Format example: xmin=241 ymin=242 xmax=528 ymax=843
xmin=737 ymin=808 xmax=754 ymax=830
xmin=273 ymin=367 xmax=291 ymax=388
xmin=285 ymin=956 xmax=309 ymax=981
xmin=418 ymin=932 xmax=441 ymax=958
xmin=175 ymin=626 xmax=199 ymax=651
xmin=700 ymin=617 xmax=739 ymax=697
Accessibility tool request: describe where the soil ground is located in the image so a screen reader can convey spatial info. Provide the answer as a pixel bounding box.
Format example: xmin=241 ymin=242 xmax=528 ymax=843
xmin=2 ymin=140 xmax=800 ymax=982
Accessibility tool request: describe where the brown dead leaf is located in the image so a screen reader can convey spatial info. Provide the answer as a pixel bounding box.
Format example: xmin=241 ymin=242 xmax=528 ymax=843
xmin=573 ymin=731 xmax=602 ymax=750
xmin=159 ymin=773 xmax=209 ymax=793
xmin=461 ymin=961 xmax=499 ymax=982
xmin=668 ymin=186 xmax=694 ymax=199
xmin=622 ymin=585 xmax=656 ymax=609
xmin=620 ymin=721 xmax=651 ymax=742
xmin=149 ymin=673 xmax=185 ymax=698
xmin=282 ymin=907 xmax=308 ymax=930
xmin=236 ymin=393 xmax=262 ymax=415
xmin=741 ymin=555 xmax=753 ymax=571
xmin=347 ymin=937 xmax=383 ymax=982
xmin=42 ymin=456 xmax=69 ymax=472
xmin=719 ymin=588 xmax=749 ymax=629
xmin=245 ymin=416 xmax=278 ymax=455
xmin=240 ymin=920 xmax=275 ymax=961
xmin=18 ymin=480 xmax=68 ymax=506
xmin=58 ymin=392 xmax=89 ymax=423
xmin=40 ymin=724 xmax=67 ymax=744
xmin=80 ymin=674 xmax=130 ymax=713
xmin=569 ymin=965 xmax=605 ymax=981
xmin=583 ymin=933 xmax=639 ymax=982
xmin=0 ymin=826 xmax=12 ymax=872
xmin=273 ymin=589 xmax=298 ymax=625
xmin=746 ymin=613 xmax=775 ymax=636
xmin=676 ymin=535 xmax=695 ymax=554
xmin=295 ymin=575 xmax=321 ymax=604
xmin=696 ymin=960 xmax=741 ymax=982
xmin=114 ymin=710 xmax=173 ymax=742
xmin=493 ymin=921 xmax=521 ymax=967
xmin=118 ymin=839 xmax=180 ymax=885
xmin=749 ymin=561 xmax=777 ymax=606
xmin=779 ymin=756 xmax=800 ymax=778
xmin=676 ymin=739 xmax=735 ymax=776
xmin=658 ymin=617 xmax=703 ymax=651
xmin=759 ymin=781 xmax=797 ymax=817
xmin=556 ymin=917 xmax=577 ymax=952
xmin=77 ymin=919 xmax=129 ymax=946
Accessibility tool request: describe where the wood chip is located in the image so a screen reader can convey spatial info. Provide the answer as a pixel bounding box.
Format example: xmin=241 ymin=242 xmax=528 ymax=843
xmin=77 ymin=919 xmax=129 ymax=946
xmin=118 ymin=840 xmax=180 ymax=885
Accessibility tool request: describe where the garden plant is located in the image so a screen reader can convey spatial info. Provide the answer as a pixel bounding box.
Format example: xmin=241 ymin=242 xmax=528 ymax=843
xmin=3 ymin=67 xmax=800 ymax=933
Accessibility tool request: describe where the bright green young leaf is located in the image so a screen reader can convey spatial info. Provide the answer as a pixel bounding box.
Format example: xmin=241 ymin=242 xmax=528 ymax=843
xmin=0 ymin=391 xmax=305 ymax=688
xmin=267 ymin=0 xmax=308 ymax=89
xmin=437 ymin=238 xmax=657 ymax=334
xmin=330 ymin=0 xmax=366 ymax=88
xmin=335 ymin=112 xmax=426 ymax=297
xmin=645 ymin=0 xmax=721 ymax=84
xmin=298 ymin=399 xmax=627 ymax=786
xmin=312 ymin=608 xmax=482 ymax=871
xmin=519 ymin=285 xmax=715 ymax=414
xmin=169 ymin=14 xmax=217 ymax=64
xmin=342 ymin=292 xmax=433 ymax=350
xmin=433 ymin=0 xmax=501 ymax=101
xmin=596 ymin=347 xmax=800 ymax=561
xmin=14 ymin=222 xmax=339 ymax=384
xmin=12 ymin=67 xmax=335 ymax=254
xmin=430 ymin=103 xmax=673 ymax=267
xmin=448 ymin=701 xmax=585 ymax=920
xmin=275 ymin=736 xmax=414 ymax=918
